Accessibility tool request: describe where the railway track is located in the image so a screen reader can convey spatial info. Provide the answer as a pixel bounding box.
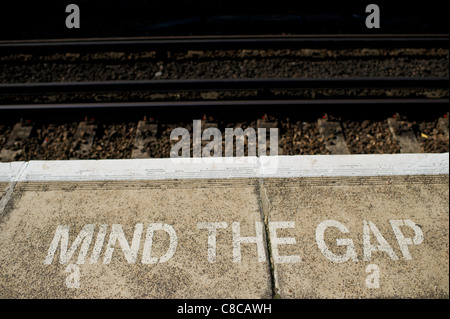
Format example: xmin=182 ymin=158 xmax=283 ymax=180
xmin=0 ymin=77 xmax=447 ymax=108
xmin=1 ymin=77 xmax=447 ymax=94
xmin=0 ymin=34 xmax=448 ymax=162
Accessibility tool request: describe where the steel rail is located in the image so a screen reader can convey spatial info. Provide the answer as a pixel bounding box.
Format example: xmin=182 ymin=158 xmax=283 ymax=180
xmin=0 ymin=99 xmax=448 ymax=110
xmin=0 ymin=78 xmax=448 ymax=95
xmin=0 ymin=34 xmax=448 ymax=52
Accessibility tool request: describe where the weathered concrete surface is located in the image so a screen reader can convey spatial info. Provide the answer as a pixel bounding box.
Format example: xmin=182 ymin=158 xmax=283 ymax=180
xmin=264 ymin=175 xmax=449 ymax=299
xmin=0 ymin=179 xmax=272 ymax=299
xmin=0 ymin=155 xmax=448 ymax=299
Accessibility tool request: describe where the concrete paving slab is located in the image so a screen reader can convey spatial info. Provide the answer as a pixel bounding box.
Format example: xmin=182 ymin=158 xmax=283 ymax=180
xmin=0 ymin=179 xmax=272 ymax=298
xmin=264 ymin=175 xmax=449 ymax=298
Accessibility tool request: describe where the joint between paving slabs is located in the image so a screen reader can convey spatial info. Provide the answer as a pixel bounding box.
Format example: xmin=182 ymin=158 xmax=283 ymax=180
xmin=0 ymin=181 xmax=16 ymax=216
xmin=257 ymin=177 xmax=281 ymax=299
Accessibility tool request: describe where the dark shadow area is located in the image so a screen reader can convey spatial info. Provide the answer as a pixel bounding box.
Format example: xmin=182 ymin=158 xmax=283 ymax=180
xmin=1 ymin=0 xmax=447 ymax=40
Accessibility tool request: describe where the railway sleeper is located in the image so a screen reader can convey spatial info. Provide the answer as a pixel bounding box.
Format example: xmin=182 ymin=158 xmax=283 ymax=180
xmin=70 ymin=120 xmax=97 ymax=159
xmin=132 ymin=118 xmax=158 ymax=159
xmin=0 ymin=120 xmax=33 ymax=162
xmin=317 ymin=118 xmax=350 ymax=155
xmin=438 ymin=117 xmax=449 ymax=138
xmin=387 ymin=116 xmax=423 ymax=153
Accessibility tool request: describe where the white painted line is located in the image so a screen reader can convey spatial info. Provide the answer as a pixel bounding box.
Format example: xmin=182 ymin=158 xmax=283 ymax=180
xmin=387 ymin=118 xmax=423 ymax=153
xmin=317 ymin=119 xmax=350 ymax=155
xmin=0 ymin=153 xmax=447 ymax=182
